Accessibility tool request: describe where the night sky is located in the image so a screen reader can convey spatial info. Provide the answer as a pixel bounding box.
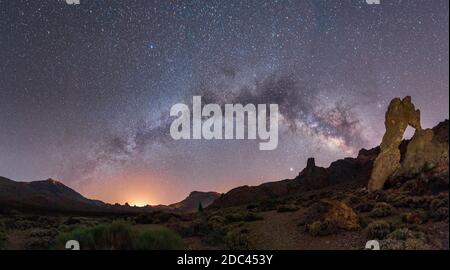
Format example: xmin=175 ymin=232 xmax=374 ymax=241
xmin=0 ymin=0 xmax=448 ymax=205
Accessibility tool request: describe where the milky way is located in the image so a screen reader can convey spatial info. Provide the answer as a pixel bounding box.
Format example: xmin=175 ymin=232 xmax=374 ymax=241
xmin=0 ymin=0 xmax=448 ymax=205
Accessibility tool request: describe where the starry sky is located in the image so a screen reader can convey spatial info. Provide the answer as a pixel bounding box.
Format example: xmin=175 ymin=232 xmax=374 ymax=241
xmin=0 ymin=0 xmax=448 ymax=205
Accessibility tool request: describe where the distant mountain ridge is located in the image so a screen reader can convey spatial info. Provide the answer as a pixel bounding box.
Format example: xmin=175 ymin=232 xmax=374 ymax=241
xmin=169 ymin=191 xmax=220 ymax=212
xmin=0 ymin=177 xmax=218 ymax=214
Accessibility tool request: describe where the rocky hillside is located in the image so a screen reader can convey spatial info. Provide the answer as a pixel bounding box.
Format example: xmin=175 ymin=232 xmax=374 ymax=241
xmin=169 ymin=191 xmax=220 ymax=212
xmin=0 ymin=177 xmax=106 ymax=213
xmin=210 ymin=118 xmax=448 ymax=209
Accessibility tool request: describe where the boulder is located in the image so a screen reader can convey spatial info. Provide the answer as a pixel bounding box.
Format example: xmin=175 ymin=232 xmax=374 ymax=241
xmin=325 ymin=200 xmax=360 ymax=230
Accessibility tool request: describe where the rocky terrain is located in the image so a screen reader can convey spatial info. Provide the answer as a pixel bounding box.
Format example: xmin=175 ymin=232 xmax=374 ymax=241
xmin=0 ymin=97 xmax=448 ymax=250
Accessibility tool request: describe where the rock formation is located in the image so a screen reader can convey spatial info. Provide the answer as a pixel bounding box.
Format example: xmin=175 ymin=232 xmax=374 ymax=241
xmin=297 ymin=154 xmax=376 ymax=190
xmin=324 ymin=201 xmax=360 ymax=230
xmin=368 ymin=96 xmax=449 ymax=191
xmin=297 ymin=158 xmax=330 ymax=189
xmin=394 ymin=122 xmax=449 ymax=177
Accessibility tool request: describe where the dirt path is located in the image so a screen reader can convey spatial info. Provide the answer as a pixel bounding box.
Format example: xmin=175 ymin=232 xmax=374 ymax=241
xmin=248 ymin=210 xmax=366 ymax=250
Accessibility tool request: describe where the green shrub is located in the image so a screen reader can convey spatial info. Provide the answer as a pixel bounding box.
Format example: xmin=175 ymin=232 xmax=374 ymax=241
xmin=308 ymin=220 xmax=336 ymax=237
xmin=370 ymin=202 xmax=393 ymax=218
xmin=208 ymin=215 xmax=227 ymax=228
xmin=402 ymin=211 xmax=427 ymax=224
xmin=134 ymin=227 xmax=183 ymax=250
xmin=367 ymin=221 xmax=391 ymax=239
xmin=56 ymin=221 xmax=183 ymax=250
xmin=203 ymin=215 xmax=227 ymax=245
xmin=388 ymin=228 xmax=413 ymax=241
xmin=224 ymin=230 xmax=252 ymax=250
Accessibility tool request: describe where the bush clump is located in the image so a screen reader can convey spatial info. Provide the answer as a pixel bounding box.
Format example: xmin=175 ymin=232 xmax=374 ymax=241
xmin=369 ymin=202 xmax=393 ymax=218
xmin=431 ymin=207 xmax=449 ymax=221
xmin=202 ymin=215 xmax=227 ymax=245
xmin=367 ymin=221 xmax=391 ymax=239
xmin=0 ymin=231 xmax=6 ymax=249
xmin=387 ymin=228 xmax=413 ymax=241
xmin=56 ymin=221 xmax=183 ymax=250
xmin=308 ymin=220 xmax=336 ymax=237
xmin=133 ymin=227 xmax=184 ymax=250
xmin=380 ymin=239 xmax=404 ymax=250
xmin=404 ymin=238 xmax=429 ymax=250
xmin=224 ymin=230 xmax=252 ymax=250
xmin=430 ymin=197 xmax=449 ymax=212
xmin=402 ymin=211 xmax=427 ymax=224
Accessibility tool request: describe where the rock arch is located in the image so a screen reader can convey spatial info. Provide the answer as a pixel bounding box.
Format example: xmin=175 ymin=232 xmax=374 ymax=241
xmin=368 ymin=96 xmax=421 ymax=191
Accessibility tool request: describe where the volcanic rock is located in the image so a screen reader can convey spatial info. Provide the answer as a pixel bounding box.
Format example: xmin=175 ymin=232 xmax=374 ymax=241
xmin=368 ymin=96 xmax=422 ymax=191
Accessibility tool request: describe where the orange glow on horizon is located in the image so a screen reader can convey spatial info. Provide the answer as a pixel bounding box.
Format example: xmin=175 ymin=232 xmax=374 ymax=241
xmin=78 ymin=169 xmax=172 ymax=206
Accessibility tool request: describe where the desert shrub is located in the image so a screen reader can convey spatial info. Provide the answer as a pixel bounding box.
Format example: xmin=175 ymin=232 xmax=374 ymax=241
xmin=152 ymin=211 xmax=180 ymax=223
xmin=429 ymin=197 xmax=449 ymax=221
xmin=308 ymin=220 xmax=336 ymax=237
xmin=277 ymin=205 xmax=299 ymax=213
xmin=393 ymin=196 xmax=431 ymax=209
xmin=380 ymin=239 xmax=404 ymax=250
xmin=430 ymin=197 xmax=449 ymax=212
xmin=0 ymin=231 xmax=6 ymax=249
xmin=201 ymin=215 xmax=227 ymax=245
xmin=367 ymin=221 xmax=391 ymax=239
xmin=402 ymin=211 xmax=427 ymax=224
xmin=168 ymin=222 xmax=194 ymax=237
xmin=369 ymin=202 xmax=393 ymax=218
xmin=56 ymin=221 xmax=183 ymax=250
xmin=404 ymin=238 xmax=429 ymax=250
xmin=388 ymin=228 xmax=414 ymax=241
xmin=134 ymin=227 xmax=183 ymax=250
xmin=224 ymin=230 xmax=252 ymax=250
xmin=430 ymin=207 xmax=449 ymax=221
